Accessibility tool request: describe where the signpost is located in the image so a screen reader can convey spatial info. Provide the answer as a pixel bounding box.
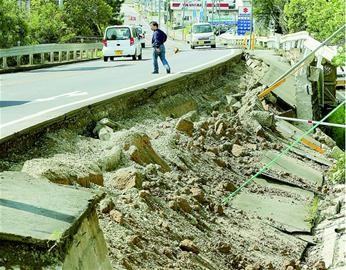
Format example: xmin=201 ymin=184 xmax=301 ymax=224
xmin=237 ymin=6 xmax=251 ymax=36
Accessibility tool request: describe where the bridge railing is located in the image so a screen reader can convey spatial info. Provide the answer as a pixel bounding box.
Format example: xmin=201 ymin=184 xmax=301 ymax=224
xmin=279 ymin=31 xmax=337 ymax=62
xmin=0 ymin=43 xmax=103 ymax=70
xmin=219 ymin=31 xmax=338 ymax=62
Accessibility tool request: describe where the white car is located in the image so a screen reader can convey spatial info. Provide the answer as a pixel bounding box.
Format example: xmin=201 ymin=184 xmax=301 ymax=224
xmin=190 ymin=23 xmax=216 ymax=49
xmin=102 ymin=25 xmax=142 ymax=61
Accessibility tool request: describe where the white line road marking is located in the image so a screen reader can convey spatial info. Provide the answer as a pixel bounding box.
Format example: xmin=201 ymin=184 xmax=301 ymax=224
xmin=0 ymin=51 xmax=237 ymax=129
xmin=33 ymin=91 xmax=88 ymax=102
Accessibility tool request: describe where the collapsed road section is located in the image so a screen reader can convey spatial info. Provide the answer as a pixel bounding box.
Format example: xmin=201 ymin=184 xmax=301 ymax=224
xmin=0 ymin=52 xmax=344 ymax=269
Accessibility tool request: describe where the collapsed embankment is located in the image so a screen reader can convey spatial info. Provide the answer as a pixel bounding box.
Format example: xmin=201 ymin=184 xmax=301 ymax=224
xmin=1 ymin=52 xmax=343 ymax=269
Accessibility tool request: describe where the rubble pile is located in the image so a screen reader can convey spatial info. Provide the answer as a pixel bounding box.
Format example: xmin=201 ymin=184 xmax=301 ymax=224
xmin=11 ymin=55 xmax=342 ymax=269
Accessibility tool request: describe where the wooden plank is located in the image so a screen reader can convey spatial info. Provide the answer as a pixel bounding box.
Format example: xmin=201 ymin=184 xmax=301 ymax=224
xmin=258 ymin=78 xmax=287 ymax=99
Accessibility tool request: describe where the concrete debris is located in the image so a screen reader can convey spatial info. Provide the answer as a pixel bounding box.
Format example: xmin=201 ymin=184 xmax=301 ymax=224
xmin=231 ymin=101 xmax=242 ymax=112
xmin=175 ymin=118 xmax=194 ymax=136
xmin=110 ymin=209 xmax=124 ymax=224
xmin=170 ymin=196 xmax=192 ymax=213
xmin=231 ymin=144 xmax=245 ymax=157
xmin=97 ymin=146 xmax=124 ymax=172
xmin=181 ymin=110 xmax=199 ymax=122
xmin=251 ymin=110 xmax=275 ymax=128
xmin=110 ymin=167 xmax=143 ymax=190
xmin=124 ymin=133 xmax=171 ymax=172
xmin=100 ymin=197 xmax=115 ymax=213
xmin=21 ymin=154 xmax=104 ymax=187
xmin=190 ymin=187 xmax=206 ymax=203
xmin=6 ymin=54 xmax=339 ymax=270
xmin=179 ymin=239 xmax=200 ymax=254
xmin=225 ymin=95 xmax=238 ymax=106
xmin=97 ymin=126 xmax=114 ymax=141
xmin=216 ymin=242 xmax=231 ymax=254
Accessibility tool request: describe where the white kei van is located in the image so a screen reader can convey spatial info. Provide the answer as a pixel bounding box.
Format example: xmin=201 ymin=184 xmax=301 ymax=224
xmin=102 ymin=25 xmax=143 ymax=61
xmin=190 ymin=23 xmax=216 ymax=49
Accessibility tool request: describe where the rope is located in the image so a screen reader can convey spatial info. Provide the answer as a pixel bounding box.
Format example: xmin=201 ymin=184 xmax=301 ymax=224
xmin=223 ymin=100 xmax=345 ymax=204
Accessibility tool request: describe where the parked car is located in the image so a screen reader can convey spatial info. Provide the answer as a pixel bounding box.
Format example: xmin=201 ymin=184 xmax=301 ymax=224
xmin=102 ymin=25 xmax=142 ymax=62
xmin=136 ymin=25 xmax=146 ymax=48
xmin=190 ymin=23 xmax=216 ymax=49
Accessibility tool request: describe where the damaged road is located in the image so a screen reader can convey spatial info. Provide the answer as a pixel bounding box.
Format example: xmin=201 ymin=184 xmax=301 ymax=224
xmin=0 ymin=54 xmax=343 ymax=269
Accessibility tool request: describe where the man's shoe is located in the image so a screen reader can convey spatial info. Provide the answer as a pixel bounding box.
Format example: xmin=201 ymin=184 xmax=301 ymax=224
xmin=152 ymin=71 xmax=159 ymax=74
xmin=166 ymin=69 xmax=171 ymax=74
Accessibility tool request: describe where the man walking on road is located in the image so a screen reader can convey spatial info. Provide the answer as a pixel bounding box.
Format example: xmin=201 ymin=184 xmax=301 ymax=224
xmin=150 ymin=21 xmax=171 ymax=74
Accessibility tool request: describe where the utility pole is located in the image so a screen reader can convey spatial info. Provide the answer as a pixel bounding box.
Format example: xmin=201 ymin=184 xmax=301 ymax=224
xmin=182 ymin=0 xmax=187 ymax=27
xmin=211 ymin=0 xmax=215 ymax=25
xmin=250 ymin=0 xmax=254 ymax=49
xmin=158 ymin=0 xmax=161 ymax=26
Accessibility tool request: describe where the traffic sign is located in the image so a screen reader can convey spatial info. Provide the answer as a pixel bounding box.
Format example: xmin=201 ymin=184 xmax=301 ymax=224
xmin=238 ymin=6 xmax=252 ymax=16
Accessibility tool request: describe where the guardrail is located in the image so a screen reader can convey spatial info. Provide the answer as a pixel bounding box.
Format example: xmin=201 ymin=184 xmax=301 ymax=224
xmin=279 ymin=31 xmax=337 ymax=62
xmin=219 ymin=31 xmax=338 ymax=62
xmin=0 ymin=43 xmax=103 ymax=70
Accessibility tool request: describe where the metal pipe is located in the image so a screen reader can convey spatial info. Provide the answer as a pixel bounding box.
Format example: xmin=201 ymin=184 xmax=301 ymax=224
xmin=275 ymin=115 xmax=346 ymax=128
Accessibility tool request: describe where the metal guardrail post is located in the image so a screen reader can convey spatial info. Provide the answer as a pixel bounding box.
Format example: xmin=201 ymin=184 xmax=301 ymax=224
xmin=3 ymin=57 xmax=8 ymax=69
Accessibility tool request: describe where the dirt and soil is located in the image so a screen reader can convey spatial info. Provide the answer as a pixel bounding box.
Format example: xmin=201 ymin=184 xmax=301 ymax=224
xmin=1 ymin=54 xmax=342 ymax=270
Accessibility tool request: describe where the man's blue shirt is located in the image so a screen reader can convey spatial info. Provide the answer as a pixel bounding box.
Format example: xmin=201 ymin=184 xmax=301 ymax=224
xmin=152 ymin=29 xmax=167 ymax=48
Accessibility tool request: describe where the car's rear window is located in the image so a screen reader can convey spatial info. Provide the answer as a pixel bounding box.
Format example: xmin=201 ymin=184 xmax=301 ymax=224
xmin=136 ymin=27 xmax=143 ymax=34
xmin=106 ymin=27 xmax=131 ymax=40
xmin=192 ymin=24 xmax=213 ymax=34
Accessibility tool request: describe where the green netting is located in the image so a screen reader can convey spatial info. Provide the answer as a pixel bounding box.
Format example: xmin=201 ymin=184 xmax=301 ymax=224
xmin=223 ymin=101 xmax=346 ymax=205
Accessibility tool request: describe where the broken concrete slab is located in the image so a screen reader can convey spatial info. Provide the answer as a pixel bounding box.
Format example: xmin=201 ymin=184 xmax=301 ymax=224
xmin=0 ymin=171 xmax=103 ymax=243
xmin=261 ymin=150 xmax=324 ymax=188
xmin=232 ymin=177 xmax=314 ymax=233
xmin=0 ymin=171 xmax=111 ymax=269
xmin=276 ymin=120 xmax=327 ymax=155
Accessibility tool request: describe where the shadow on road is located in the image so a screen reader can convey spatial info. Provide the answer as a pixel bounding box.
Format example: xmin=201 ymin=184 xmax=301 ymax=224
xmin=30 ymin=63 xmax=139 ymax=73
xmin=0 ymin=100 xmax=31 ymax=108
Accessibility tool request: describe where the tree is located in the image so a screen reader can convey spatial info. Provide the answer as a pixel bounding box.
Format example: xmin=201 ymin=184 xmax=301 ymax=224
xmin=64 ymin=0 xmax=113 ymax=36
xmin=284 ymin=0 xmax=345 ymax=41
xmin=28 ymin=0 xmax=75 ymax=44
xmin=106 ymin=0 xmax=125 ymax=25
xmin=0 ymin=0 xmax=29 ymax=48
xmin=284 ymin=0 xmax=308 ymax=33
xmin=253 ymin=0 xmax=288 ymax=34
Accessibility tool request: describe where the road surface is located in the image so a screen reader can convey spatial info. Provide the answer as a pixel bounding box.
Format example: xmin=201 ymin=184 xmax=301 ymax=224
xmin=0 ymin=4 xmax=239 ymax=138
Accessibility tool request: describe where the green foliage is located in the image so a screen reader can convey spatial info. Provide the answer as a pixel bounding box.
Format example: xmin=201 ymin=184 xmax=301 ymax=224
xmin=253 ymin=0 xmax=288 ymax=34
xmin=332 ymin=45 xmax=346 ymax=67
xmin=0 ymin=0 xmax=124 ymax=47
xmin=284 ymin=0 xmax=345 ymax=41
xmin=64 ymin=0 xmax=114 ymax=37
xmin=106 ymin=0 xmax=125 ymax=25
xmin=0 ymin=0 xmax=29 ymax=48
xmin=327 ymin=153 xmax=345 ymax=183
xmin=284 ymin=0 xmax=308 ymax=33
xmin=306 ymin=196 xmax=319 ymax=226
xmin=327 ymin=104 xmax=346 ymax=150
xmin=28 ymin=0 xmax=75 ymax=44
